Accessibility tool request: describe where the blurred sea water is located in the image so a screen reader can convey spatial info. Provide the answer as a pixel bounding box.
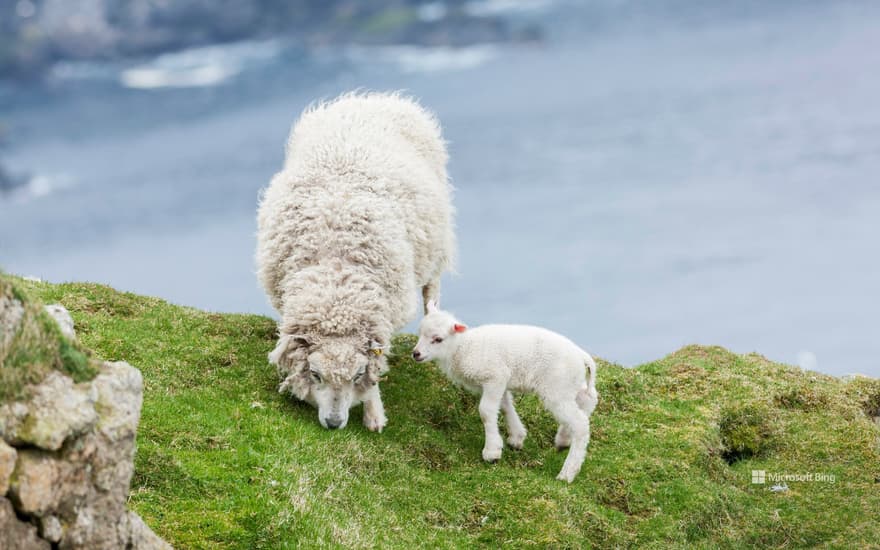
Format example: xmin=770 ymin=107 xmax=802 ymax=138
xmin=1 ymin=0 xmax=879 ymax=376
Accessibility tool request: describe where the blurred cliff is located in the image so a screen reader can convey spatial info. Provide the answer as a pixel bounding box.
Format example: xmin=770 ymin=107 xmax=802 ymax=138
xmin=0 ymin=0 xmax=534 ymax=80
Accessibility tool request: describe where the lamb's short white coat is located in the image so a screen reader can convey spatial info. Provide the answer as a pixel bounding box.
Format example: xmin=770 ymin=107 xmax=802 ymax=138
xmin=413 ymin=302 xmax=599 ymax=482
xmin=256 ymin=92 xmax=455 ymax=431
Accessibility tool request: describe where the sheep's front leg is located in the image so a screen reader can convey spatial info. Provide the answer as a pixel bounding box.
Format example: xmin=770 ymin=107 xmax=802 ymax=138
xmin=479 ymin=383 xmax=506 ymax=462
xmin=501 ymin=391 xmax=527 ymax=449
xmin=361 ymin=383 xmax=387 ymax=433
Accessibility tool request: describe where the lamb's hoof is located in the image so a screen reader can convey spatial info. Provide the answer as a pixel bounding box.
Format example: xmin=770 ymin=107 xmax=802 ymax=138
xmin=364 ymin=414 xmax=387 ymax=433
xmin=554 ymin=442 xmax=571 ymax=451
xmin=482 ymin=448 xmax=502 ymax=463
xmin=556 ymin=472 xmax=575 ymax=483
xmin=507 ymin=432 xmax=526 ymax=450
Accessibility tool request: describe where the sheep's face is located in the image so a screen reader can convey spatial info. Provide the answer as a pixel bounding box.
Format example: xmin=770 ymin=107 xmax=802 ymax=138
xmin=413 ymin=300 xmax=467 ymax=363
xmin=270 ymin=334 xmax=383 ymax=429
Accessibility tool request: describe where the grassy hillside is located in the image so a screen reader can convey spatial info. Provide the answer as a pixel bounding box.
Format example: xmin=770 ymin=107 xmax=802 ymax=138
xmin=12 ymin=277 xmax=880 ymax=549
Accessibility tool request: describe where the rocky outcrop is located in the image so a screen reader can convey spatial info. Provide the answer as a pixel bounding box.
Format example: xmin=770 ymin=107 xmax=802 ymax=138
xmin=0 ymin=297 xmax=170 ymax=549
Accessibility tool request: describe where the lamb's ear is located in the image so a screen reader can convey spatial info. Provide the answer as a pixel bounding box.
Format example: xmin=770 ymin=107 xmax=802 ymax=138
xmin=451 ymin=323 xmax=468 ymax=334
xmin=426 ymin=299 xmax=439 ymax=314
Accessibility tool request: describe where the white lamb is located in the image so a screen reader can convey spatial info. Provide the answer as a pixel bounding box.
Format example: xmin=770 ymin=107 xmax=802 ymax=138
xmin=256 ymin=92 xmax=455 ymax=431
xmin=412 ymin=301 xmax=599 ymax=482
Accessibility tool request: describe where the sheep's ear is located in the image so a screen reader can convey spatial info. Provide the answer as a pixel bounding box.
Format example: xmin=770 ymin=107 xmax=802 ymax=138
xmin=452 ymin=323 xmax=468 ymax=334
xmin=426 ymin=299 xmax=439 ymax=314
xmin=368 ymin=339 xmax=385 ymax=357
xmin=268 ymin=334 xmax=311 ymax=365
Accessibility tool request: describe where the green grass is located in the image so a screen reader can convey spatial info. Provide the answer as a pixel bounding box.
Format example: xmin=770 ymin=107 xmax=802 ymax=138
xmin=9 ymin=276 xmax=880 ymax=548
xmin=0 ymin=274 xmax=98 ymax=402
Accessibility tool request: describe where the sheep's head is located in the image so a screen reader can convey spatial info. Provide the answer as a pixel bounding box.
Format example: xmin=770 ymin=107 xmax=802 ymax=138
xmin=412 ymin=300 xmax=467 ymax=363
xmin=269 ymin=333 xmax=385 ymax=429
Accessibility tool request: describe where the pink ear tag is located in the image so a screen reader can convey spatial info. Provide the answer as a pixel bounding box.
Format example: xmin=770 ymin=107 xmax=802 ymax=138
xmin=453 ymin=323 xmax=467 ymax=333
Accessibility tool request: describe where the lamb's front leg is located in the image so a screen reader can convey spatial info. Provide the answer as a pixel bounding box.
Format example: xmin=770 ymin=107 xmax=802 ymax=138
xmin=501 ymin=391 xmax=527 ymax=449
xmin=361 ymin=383 xmax=387 ymax=433
xmin=478 ymin=383 xmax=506 ymax=462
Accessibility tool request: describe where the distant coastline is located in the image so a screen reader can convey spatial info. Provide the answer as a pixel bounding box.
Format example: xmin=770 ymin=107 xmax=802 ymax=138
xmin=0 ymin=0 xmax=542 ymax=81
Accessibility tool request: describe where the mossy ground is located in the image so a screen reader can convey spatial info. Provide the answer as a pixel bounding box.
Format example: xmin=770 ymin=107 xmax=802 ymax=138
xmin=12 ymin=277 xmax=880 ymax=549
xmin=0 ymin=274 xmax=98 ymax=402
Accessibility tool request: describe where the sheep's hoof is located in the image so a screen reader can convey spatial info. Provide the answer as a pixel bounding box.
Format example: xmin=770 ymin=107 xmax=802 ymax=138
xmin=363 ymin=414 xmax=387 ymax=433
xmin=554 ymin=443 xmax=571 ymax=452
xmin=482 ymin=448 xmax=502 ymax=463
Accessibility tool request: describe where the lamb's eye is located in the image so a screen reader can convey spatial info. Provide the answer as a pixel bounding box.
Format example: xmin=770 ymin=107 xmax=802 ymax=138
xmin=353 ymin=369 xmax=366 ymax=382
xmin=432 ymin=336 xmax=443 ymax=344
xmin=310 ymin=371 xmax=322 ymax=383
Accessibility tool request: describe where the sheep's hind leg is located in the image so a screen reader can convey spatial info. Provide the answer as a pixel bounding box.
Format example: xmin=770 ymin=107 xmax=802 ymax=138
xmin=422 ymin=278 xmax=440 ymax=314
xmin=545 ymin=399 xmax=591 ymax=483
xmin=479 ymin=383 xmax=506 ymax=463
xmin=501 ymin=391 xmax=527 ymax=449
xmin=362 ymin=384 xmax=387 ymax=433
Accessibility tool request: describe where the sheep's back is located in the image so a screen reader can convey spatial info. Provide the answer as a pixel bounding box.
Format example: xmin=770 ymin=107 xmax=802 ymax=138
xmin=256 ymin=92 xmax=454 ymax=325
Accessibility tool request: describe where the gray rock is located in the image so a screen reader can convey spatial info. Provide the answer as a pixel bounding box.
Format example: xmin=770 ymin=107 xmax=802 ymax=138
xmin=0 ymin=402 xmax=29 ymax=443
xmin=0 ymin=359 xmax=171 ymax=548
xmin=93 ymin=361 xmax=144 ymax=443
xmin=44 ymin=304 xmax=76 ymax=340
xmin=0 ymin=497 xmax=50 ymax=550
xmin=40 ymin=515 xmax=63 ymax=543
xmin=8 ymin=372 xmax=99 ymax=451
xmin=8 ymin=448 xmax=89 ymax=515
xmin=0 ymin=439 xmax=16 ymax=495
xmin=128 ymin=511 xmax=173 ymax=550
xmin=0 ymin=292 xmax=25 ymax=357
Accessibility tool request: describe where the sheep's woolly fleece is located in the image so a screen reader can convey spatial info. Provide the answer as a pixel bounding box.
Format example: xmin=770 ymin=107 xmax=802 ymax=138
xmin=256 ymin=91 xmax=455 ymax=393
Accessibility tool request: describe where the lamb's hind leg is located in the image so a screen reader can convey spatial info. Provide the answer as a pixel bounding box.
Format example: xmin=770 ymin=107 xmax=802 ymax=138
xmin=559 ymin=384 xmax=597 ymax=448
xmin=501 ymin=391 xmax=527 ymax=449
xmin=554 ymin=425 xmax=571 ymax=450
xmin=546 ymin=399 xmax=591 ymax=483
xmin=479 ymin=383 xmax=506 ymax=463
xmin=422 ymin=278 xmax=440 ymax=314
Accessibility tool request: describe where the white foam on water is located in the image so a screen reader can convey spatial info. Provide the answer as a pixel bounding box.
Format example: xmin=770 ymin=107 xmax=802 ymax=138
xmin=345 ymin=44 xmax=499 ymax=74
xmin=464 ymin=0 xmax=556 ymax=17
xmin=119 ymin=39 xmax=283 ymax=89
xmin=3 ymin=173 xmax=75 ymax=203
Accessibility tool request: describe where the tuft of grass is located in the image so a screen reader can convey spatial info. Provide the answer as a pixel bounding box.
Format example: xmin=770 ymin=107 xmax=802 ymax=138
xmin=10 ymin=276 xmax=880 ymax=549
xmin=0 ymin=274 xmax=99 ymax=402
xmin=718 ymin=401 xmax=778 ymax=463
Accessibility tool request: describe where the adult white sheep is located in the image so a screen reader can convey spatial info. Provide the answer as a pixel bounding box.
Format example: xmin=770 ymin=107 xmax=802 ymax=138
xmin=412 ymin=301 xmax=599 ymax=482
xmin=256 ymin=92 xmax=455 ymax=431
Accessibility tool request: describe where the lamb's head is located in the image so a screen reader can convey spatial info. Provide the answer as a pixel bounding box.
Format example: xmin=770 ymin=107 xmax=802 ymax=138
xmin=269 ymin=333 xmax=385 ymax=429
xmin=412 ymin=300 xmax=467 ymax=363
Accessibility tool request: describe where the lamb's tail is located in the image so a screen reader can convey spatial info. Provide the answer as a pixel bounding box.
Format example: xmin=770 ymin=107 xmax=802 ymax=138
xmin=576 ymin=352 xmax=599 ymax=416
xmin=584 ymin=352 xmax=598 ymax=397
